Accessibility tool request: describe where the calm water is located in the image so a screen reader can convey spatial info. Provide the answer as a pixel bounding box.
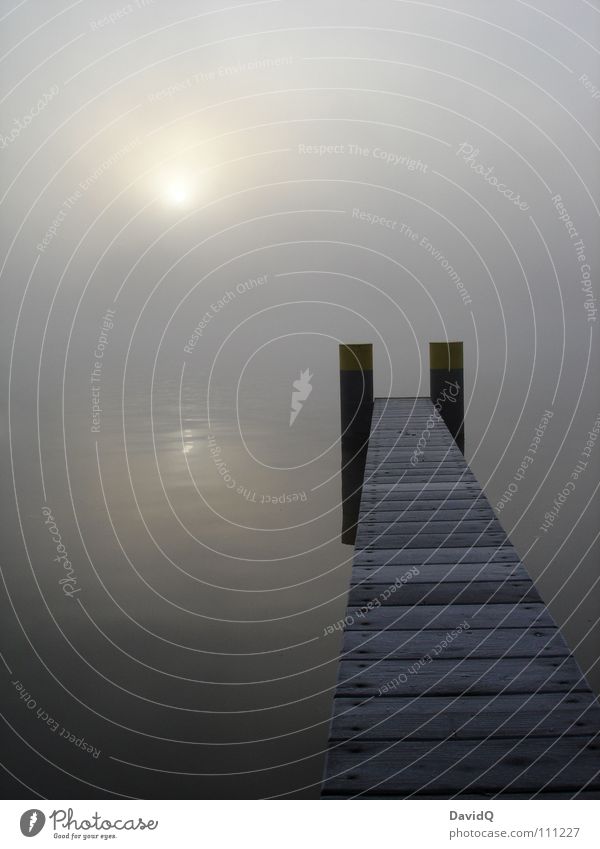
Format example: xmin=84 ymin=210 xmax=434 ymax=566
xmin=2 ymin=323 xmax=599 ymax=799
xmin=2 ymin=351 xmax=360 ymax=798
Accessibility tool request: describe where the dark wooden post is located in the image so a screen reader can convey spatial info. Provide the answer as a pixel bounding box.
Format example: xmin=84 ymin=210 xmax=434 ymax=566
xmin=339 ymin=344 xmax=373 ymax=544
xmin=429 ymin=341 xmax=464 ymax=453
xmin=339 ymin=344 xmax=373 ymax=438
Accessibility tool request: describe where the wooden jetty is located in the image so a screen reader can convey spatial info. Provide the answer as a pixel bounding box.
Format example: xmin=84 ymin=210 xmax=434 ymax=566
xmin=322 ymin=397 xmax=600 ymax=798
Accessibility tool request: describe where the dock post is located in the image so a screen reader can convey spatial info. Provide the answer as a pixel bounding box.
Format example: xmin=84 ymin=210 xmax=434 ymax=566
xmin=339 ymin=344 xmax=373 ymax=544
xmin=339 ymin=344 xmax=373 ymax=438
xmin=430 ymin=341 xmax=464 ymax=453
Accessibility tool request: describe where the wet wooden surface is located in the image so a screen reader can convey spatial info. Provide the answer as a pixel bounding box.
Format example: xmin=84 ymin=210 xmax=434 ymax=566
xmin=322 ymin=398 xmax=600 ymax=798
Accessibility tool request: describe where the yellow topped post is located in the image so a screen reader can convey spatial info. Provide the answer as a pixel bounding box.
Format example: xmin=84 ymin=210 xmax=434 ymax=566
xmin=429 ymin=341 xmax=464 ymax=453
xmin=339 ymin=344 xmax=373 ymax=545
xmin=429 ymin=341 xmax=463 ymax=371
xmin=339 ymin=344 xmax=374 ymax=372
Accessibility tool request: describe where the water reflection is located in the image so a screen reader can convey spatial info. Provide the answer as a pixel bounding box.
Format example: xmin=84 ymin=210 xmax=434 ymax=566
xmin=1 ymin=366 xmax=354 ymax=799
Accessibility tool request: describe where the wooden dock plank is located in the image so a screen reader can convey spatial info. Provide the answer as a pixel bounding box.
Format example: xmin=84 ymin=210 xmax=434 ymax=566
xmin=322 ymin=736 xmax=600 ymax=796
xmin=360 ymin=492 xmax=490 ymax=505
xmin=361 ymin=513 xmax=500 ymax=526
xmin=352 ymin=560 xmax=528 ymax=583
xmin=359 ymin=492 xmax=492 ymax=504
xmin=329 ymin=692 xmax=600 ymax=740
xmin=347 ymin=579 xmax=542 ymax=606
xmin=354 ymin=547 xmax=520 ymax=566
xmin=364 ymin=466 xmax=470 ymax=474
xmin=362 ymin=483 xmax=481 ymax=491
xmin=341 ymin=628 xmax=569 ymax=660
xmin=335 ymin=656 xmax=586 ymax=697
xmin=358 ymin=520 xmax=506 ymax=534
xmin=357 ymin=534 xmax=511 ymax=550
xmin=361 ymin=511 xmax=499 ymax=524
xmin=343 ymin=603 xmax=553 ymax=630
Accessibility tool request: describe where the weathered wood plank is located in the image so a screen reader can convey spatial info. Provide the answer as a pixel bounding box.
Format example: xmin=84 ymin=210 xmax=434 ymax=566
xmin=365 ymin=463 xmax=465 ymax=471
xmin=369 ymin=429 xmax=462 ymax=440
xmin=366 ymin=464 xmax=475 ymax=473
xmin=370 ymin=418 xmax=451 ymax=423
xmin=365 ymin=476 xmax=478 ymax=485
xmin=352 ymin=560 xmax=528 ymax=583
xmin=370 ymin=424 xmax=454 ymax=430
xmin=368 ymin=448 xmax=457 ymax=453
xmin=360 ymin=492 xmax=486 ymax=505
xmin=365 ymin=464 xmax=465 ymax=471
xmin=358 ymin=520 xmax=504 ymax=536
xmin=360 ymin=509 xmax=498 ymax=524
xmin=364 ymin=476 xmax=479 ymax=490
xmin=368 ymin=448 xmax=461 ymax=455
xmin=373 ymin=401 xmax=440 ymax=407
xmin=343 ymin=603 xmax=554 ymax=630
xmin=366 ymin=448 xmax=464 ymax=455
xmin=368 ymin=438 xmax=460 ymax=444
xmin=354 ymin=547 xmax=520 ymax=567
xmin=359 ymin=498 xmax=495 ymax=524
xmin=367 ymin=443 xmax=463 ymax=450
xmin=367 ymin=442 xmax=457 ymax=448
xmin=347 ymin=580 xmax=541 ymax=606
xmin=323 ymin=792 xmax=600 ymax=798
xmin=371 ymin=417 xmax=453 ymax=422
xmin=369 ymin=433 xmax=451 ymax=438
xmin=367 ymin=445 xmax=463 ymax=451
xmin=365 ymin=467 xmax=467 ymax=475
xmin=322 ymin=736 xmax=600 ymax=796
xmin=329 ymin=692 xmax=600 ymax=740
xmin=372 ymin=411 xmax=450 ymax=416
xmin=361 ymin=516 xmax=504 ymax=534
xmin=370 ymin=421 xmax=439 ymax=425
xmin=335 ymin=656 xmax=585 ymax=697
xmin=341 ymin=627 xmax=568 ymax=660
xmin=360 ymin=492 xmax=491 ymax=505
xmin=362 ymin=483 xmax=481 ymax=493
xmin=356 ymin=532 xmax=510 ymax=549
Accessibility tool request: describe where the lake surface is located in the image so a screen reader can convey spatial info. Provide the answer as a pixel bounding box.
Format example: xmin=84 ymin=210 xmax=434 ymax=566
xmin=2 ymin=346 xmax=361 ymax=798
xmin=2 ymin=279 xmax=599 ymax=801
xmin=3 ymin=346 xmax=598 ymax=799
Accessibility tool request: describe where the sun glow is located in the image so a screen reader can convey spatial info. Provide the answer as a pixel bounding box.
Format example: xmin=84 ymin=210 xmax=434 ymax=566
xmin=164 ymin=179 xmax=190 ymax=206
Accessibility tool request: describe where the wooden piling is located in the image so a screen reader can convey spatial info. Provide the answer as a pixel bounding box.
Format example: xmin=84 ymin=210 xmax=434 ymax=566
xmin=430 ymin=341 xmax=464 ymax=453
xmin=340 ymin=344 xmax=373 ymax=544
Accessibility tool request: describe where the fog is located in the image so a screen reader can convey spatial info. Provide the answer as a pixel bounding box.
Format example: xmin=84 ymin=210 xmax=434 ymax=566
xmin=1 ymin=0 xmax=598 ymax=798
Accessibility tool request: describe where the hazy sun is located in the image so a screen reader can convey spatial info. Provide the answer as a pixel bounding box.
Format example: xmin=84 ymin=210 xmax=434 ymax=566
xmin=164 ymin=179 xmax=189 ymax=206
